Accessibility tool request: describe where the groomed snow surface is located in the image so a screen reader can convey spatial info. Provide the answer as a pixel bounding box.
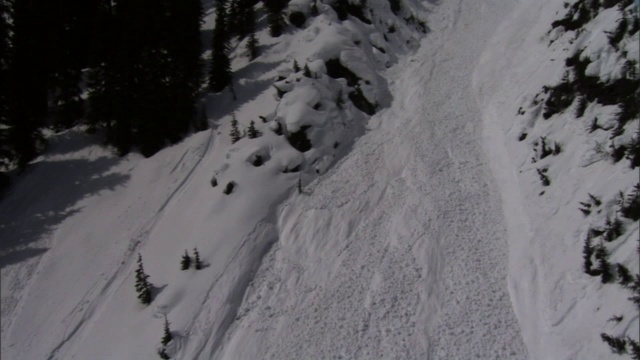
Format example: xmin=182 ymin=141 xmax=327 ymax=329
xmin=2 ymin=0 xmax=638 ymax=359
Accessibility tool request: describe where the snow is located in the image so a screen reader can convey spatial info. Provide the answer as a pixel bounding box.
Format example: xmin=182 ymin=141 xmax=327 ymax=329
xmin=2 ymin=0 xmax=638 ymax=359
xmin=476 ymin=0 xmax=640 ymax=359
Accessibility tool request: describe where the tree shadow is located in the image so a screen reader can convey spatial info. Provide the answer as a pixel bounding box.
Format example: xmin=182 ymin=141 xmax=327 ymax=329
xmin=202 ymin=59 xmax=278 ymax=122
xmin=0 ymin=156 xmax=130 ymax=269
xmin=196 ymin=261 xmax=211 ymax=270
xmin=151 ymin=284 xmax=168 ymax=301
xmin=201 ymin=29 xmax=213 ymax=55
xmin=0 ymin=247 xmax=49 ymax=269
xmin=234 ymin=57 xmax=279 ymax=80
xmin=44 ymin=127 xmax=104 ymax=157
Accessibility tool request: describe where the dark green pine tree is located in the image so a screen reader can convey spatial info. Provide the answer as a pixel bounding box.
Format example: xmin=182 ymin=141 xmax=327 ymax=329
xmin=161 ymin=315 xmax=173 ymax=346
xmin=264 ymin=0 xmax=287 ymax=37
xmin=628 ymin=336 xmax=640 ymax=359
xmin=230 ymin=115 xmax=241 ymax=143
xmin=247 ymin=32 xmax=259 ymax=60
xmin=49 ymin=0 xmax=100 ymax=131
xmin=88 ymin=0 xmax=203 ymax=157
xmin=293 ymin=60 xmax=300 ymax=72
xmin=181 ymin=250 xmax=192 ymax=270
xmin=158 ymin=348 xmax=170 ymax=360
xmin=209 ymin=0 xmax=232 ymax=93
xmin=247 ymin=120 xmax=259 ymax=138
xmin=194 ymin=247 xmax=202 ymax=270
xmin=164 ymin=0 xmax=204 ymax=135
xmin=594 ymin=242 xmax=612 ymax=284
xmin=6 ymin=0 xmax=50 ymax=169
xmin=245 ymin=3 xmax=259 ymax=60
xmin=135 ymin=253 xmax=153 ymax=305
xmin=303 ymin=63 xmax=312 ymax=78
xmin=0 ymin=0 xmax=13 ymax=176
xmin=227 ymin=0 xmax=243 ymax=36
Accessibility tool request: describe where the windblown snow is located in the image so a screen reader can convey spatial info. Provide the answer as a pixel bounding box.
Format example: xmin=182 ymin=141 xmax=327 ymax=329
xmin=2 ymin=0 xmax=638 ymax=359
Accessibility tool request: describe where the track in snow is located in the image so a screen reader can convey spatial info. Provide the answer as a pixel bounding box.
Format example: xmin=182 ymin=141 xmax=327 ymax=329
xmin=217 ymin=0 xmax=528 ymax=359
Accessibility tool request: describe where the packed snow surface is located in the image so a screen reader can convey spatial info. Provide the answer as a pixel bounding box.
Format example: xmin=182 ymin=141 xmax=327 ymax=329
xmin=219 ymin=0 xmax=528 ymax=358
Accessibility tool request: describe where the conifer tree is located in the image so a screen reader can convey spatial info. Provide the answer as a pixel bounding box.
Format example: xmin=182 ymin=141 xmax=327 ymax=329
xmin=247 ymin=120 xmax=259 ymax=139
xmin=264 ymin=0 xmax=287 ymax=37
xmin=247 ymin=32 xmax=259 ymax=60
xmin=194 ymin=247 xmax=202 ymax=270
xmin=0 ymin=0 xmax=13 ymax=173
xmin=230 ymin=115 xmax=241 ymax=144
xmin=162 ymin=315 xmax=173 ymax=346
xmin=293 ymin=60 xmax=300 ymax=72
xmin=209 ymin=0 xmax=232 ymax=92
xmin=303 ymin=64 xmax=312 ymax=78
xmin=181 ymin=250 xmax=191 ymax=270
xmin=245 ymin=3 xmax=259 ymax=60
xmin=594 ymin=242 xmax=612 ymax=284
xmin=158 ymin=348 xmax=170 ymax=360
xmin=6 ymin=0 xmax=49 ymax=169
xmin=135 ymin=253 xmax=153 ymax=305
xmin=227 ymin=0 xmax=243 ymax=35
xmin=628 ymin=337 xmax=640 ymax=359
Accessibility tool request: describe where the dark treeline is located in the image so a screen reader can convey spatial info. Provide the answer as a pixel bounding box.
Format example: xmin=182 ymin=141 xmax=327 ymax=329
xmin=208 ymin=0 xmax=261 ymax=93
xmin=0 ymin=0 xmax=204 ymax=173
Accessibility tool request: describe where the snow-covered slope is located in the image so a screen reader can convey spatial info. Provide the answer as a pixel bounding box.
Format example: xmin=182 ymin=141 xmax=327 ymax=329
xmin=476 ymin=0 xmax=639 ymax=358
xmin=1 ymin=0 xmax=637 ymax=359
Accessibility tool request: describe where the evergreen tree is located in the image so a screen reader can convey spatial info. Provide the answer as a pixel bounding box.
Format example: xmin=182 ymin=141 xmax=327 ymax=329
xmin=303 ymin=63 xmax=312 ymax=78
xmin=293 ymin=60 xmax=300 ymax=72
xmin=6 ymin=0 xmax=50 ymax=169
xmin=209 ymin=0 xmax=232 ymax=92
xmin=162 ymin=315 xmax=173 ymax=346
xmin=135 ymin=253 xmax=153 ymax=305
xmin=616 ymin=263 xmax=633 ymax=287
xmin=601 ymin=333 xmax=627 ymax=354
xmin=247 ymin=32 xmax=259 ymax=60
xmin=193 ymin=105 xmax=209 ymax=132
xmin=194 ymin=247 xmax=202 ymax=270
xmin=227 ymin=0 xmax=243 ymax=35
xmin=181 ymin=250 xmax=192 ymax=270
xmin=165 ymin=0 xmax=204 ymax=133
xmin=158 ymin=348 xmax=170 ymax=360
xmin=247 ymin=120 xmax=259 ymax=139
xmin=0 ymin=0 xmax=13 ymax=173
xmin=594 ymin=242 xmax=612 ymax=284
xmin=582 ymin=236 xmax=597 ymax=275
xmin=628 ymin=337 xmax=640 ymax=360
xmin=244 ymin=1 xmax=259 ymax=60
xmin=88 ymin=0 xmax=202 ymax=157
xmin=264 ymin=0 xmax=287 ymax=37
xmin=230 ymin=115 xmax=241 ymax=143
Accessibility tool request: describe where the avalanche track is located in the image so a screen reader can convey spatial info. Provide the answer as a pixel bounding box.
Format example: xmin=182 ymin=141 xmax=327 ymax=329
xmin=216 ymin=0 xmax=528 ymax=359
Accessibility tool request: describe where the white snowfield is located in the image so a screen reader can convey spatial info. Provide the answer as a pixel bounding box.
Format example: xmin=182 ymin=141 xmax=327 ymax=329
xmin=1 ymin=0 xmax=638 ymax=359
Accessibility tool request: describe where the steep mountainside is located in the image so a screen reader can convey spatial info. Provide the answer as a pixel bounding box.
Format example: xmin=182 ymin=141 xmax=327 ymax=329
xmin=1 ymin=0 xmax=637 ymax=359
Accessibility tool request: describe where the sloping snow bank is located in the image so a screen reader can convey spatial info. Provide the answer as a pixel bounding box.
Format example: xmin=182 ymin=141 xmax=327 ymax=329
xmin=476 ymin=0 xmax=639 ymax=359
